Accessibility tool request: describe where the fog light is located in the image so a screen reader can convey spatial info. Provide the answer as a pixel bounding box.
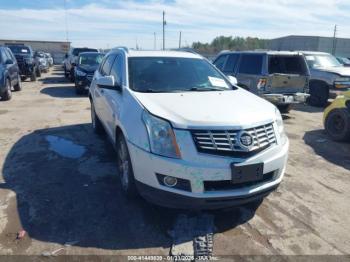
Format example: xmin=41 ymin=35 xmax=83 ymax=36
xmin=163 ymin=176 xmax=177 ymax=187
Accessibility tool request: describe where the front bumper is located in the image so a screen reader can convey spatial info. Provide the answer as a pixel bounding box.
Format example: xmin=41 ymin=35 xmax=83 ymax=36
xmin=18 ymin=63 xmax=34 ymax=76
xmin=127 ymin=131 xmax=289 ymax=209
xmin=262 ymin=93 xmax=309 ymax=105
xmin=75 ymin=75 xmax=92 ymax=90
xmin=330 ymin=84 xmax=350 ymax=99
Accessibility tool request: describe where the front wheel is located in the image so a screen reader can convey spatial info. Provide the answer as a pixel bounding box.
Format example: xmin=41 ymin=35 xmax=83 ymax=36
xmin=116 ymin=134 xmax=138 ymax=198
xmin=30 ymin=70 xmax=37 ymax=81
xmin=1 ymin=79 xmax=12 ymax=101
xmin=36 ymin=67 xmax=41 ymax=77
xmin=325 ymin=108 xmax=350 ymax=142
xmin=277 ymin=104 xmax=292 ymax=114
xmin=91 ymin=102 xmax=104 ymax=135
xmin=13 ymin=75 xmax=22 ymax=91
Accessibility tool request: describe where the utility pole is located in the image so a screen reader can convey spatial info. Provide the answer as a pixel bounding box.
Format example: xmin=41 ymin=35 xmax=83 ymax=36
xmin=64 ymin=0 xmax=69 ymax=42
xmin=162 ymin=11 xmax=166 ymax=50
xmin=179 ymin=31 xmax=182 ymax=48
xmin=332 ymin=24 xmax=337 ymax=55
xmin=154 ymin=32 xmax=156 ymax=50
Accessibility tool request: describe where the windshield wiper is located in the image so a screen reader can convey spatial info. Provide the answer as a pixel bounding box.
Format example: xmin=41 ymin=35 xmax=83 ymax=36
xmin=189 ymin=86 xmax=229 ymax=91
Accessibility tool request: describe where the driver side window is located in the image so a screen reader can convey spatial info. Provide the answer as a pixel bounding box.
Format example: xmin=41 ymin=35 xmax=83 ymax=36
xmin=100 ymin=54 xmax=116 ymax=76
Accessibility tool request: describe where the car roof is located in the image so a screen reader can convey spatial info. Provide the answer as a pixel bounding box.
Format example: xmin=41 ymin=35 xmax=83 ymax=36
xmin=120 ymin=49 xmax=202 ymax=59
xmin=298 ymin=51 xmax=331 ymax=55
xmin=79 ymin=51 xmax=103 ymax=55
xmin=218 ymin=50 xmax=303 ymax=56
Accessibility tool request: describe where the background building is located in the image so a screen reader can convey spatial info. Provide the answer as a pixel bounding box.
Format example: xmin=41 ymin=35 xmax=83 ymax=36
xmin=0 ymin=39 xmax=70 ymax=64
xmin=268 ymin=35 xmax=350 ymax=57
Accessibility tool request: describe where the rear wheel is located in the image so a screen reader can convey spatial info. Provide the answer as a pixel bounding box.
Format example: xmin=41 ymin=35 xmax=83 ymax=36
xmin=21 ymin=76 xmax=27 ymax=81
xmin=91 ymin=102 xmax=104 ymax=135
xmin=13 ymin=75 xmax=22 ymax=91
xmin=325 ymin=108 xmax=350 ymax=141
xmin=1 ymin=78 xmax=12 ymax=101
xmin=307 ymin=81 xmax=329 ymax=107
xmin=277 ymin=104 xmax=292 ymax=114
xmin=116 ymin=133 xmax=138 ymax=198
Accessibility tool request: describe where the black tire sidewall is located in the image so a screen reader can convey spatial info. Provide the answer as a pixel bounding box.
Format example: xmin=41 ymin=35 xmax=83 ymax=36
xmin=325 ymin=108 xmax=350 ymax=141
xmin=116 ymin=134 xmax=138 ymax=197
xmin=308 ymin=81 xmax=329 ymax=107
xmin=1 ymin=79 xmax=12 ymax=101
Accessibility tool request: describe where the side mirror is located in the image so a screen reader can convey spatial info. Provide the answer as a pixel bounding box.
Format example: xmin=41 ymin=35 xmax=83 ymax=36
xmin=5 ymin=59 xmax=13 ymax=65
xmin=228 ymin=75 xmax=238 ymax=85
xmin=96 ymin=76 xmax=122 ymax=91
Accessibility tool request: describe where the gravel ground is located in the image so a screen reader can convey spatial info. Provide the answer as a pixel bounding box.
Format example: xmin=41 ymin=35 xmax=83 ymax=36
xmin=0 ymin=67 xmax=349 ymax=260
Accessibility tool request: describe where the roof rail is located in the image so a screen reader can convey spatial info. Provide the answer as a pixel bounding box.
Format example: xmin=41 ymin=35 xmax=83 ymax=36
xmin=170 ymin=48 xmax=198 ymax=54
xmin=112 ymin=46 xmax=129 ymax=53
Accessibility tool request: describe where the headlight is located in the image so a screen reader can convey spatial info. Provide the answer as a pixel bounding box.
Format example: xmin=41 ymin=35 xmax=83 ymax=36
xmin=275 ymin=108 xmax=285 ymax=138
xmin=142 ymin=111 xmax=181 ymax=158
xmin=75 ymin=69 xmax=87 ymax=77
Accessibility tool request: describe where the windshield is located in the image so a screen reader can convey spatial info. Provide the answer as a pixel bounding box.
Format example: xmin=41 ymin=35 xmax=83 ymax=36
xmin=305 ymin=54 xmax=342 ymax=68
xmin=72 ymin=48 xmax=98 ymax=56
xmin=128 ymin=57 xmax=232 ymax=92
xmin=78 ymin=53 xmax=104 ymax=66
xmin=7 ymin=46 xmax=30 ymax=55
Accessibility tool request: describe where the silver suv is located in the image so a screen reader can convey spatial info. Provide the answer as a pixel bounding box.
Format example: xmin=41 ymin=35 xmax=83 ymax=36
xmin=213 ymin=51 xmax=310 ymax=113
xmin=301 ymin=51 xmax=350 ymax=107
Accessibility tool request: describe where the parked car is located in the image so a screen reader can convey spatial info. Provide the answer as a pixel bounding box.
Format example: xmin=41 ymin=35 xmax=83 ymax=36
xmin=323 ymin=90 xmax=350 ymax=141
xmin=45 ymin=53 xmax=54 ymax=67
xmin=301 ymin=51 xmax=350 ymax=107
xmin=34 ymin=51 xmax=49 ymax=73
xmin=336 ymin=56 xmax=350 ymax=67
xmin=89 ymin=48 xmax=289 ymax=209
xmin=64 ymin=47 xmax=98 ymax=82
xmin=0 ymin=46 xmax=21 ymax=101
xmin=6 ymin=44 xmax=40 ymax=81
xmin=74 ymin=52 xmax=104 ymax=94
xmin=213 ymin=51 xmax=310 ymax=113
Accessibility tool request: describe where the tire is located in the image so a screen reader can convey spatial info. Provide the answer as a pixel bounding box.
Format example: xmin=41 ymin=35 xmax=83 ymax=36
xmin=30 ymin=70 xmax=37 ymax=81
xmin=21 ymin=76 xmax=27 ymax=81
xmin=116 ymin=133 xmax=138 ymax=198
xmin=307 ymin=81 xmax=329 ymax=107
xmin=36 ymin=67 xmax=41 ymax=77
xmin=70 ymin=68 xmax=75 ymax=82
xmin=64 ymin=66 xmax=69 ymax=78
xmin=76 ymin=86 xmax=84 ymax=95
xmin=277 ymin=104 xmax=292 ymax=114
xmin=91 ymin=102 xmax=104 ymax=135
xmin=13 ymin=75 xmax=22 ymax=91
xmin=1 ymin=78 xmax=12 ymax=101
xmin=325 ymin=108 xmax=350 ymax=142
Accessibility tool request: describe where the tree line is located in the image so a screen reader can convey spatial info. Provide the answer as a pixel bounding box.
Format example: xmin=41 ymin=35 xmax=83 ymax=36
xmin=192 ymin=36 xmax=268 ymax=54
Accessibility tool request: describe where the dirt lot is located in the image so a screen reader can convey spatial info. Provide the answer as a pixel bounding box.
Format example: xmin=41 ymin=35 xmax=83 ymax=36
xmin=0 ymin=67 xmax=349 ymax=258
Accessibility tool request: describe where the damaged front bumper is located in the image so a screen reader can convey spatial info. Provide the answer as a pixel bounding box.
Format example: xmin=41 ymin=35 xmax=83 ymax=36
xmin=262 ymin=93 xmax=310 ymax=105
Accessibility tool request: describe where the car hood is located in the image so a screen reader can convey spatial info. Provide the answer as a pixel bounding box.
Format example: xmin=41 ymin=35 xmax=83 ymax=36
xmin=132 ymin=89 xmax=277 ymax=129
xmin=77 ymin=64 xmax=98 ymax=73
xmin=316 ymin=66 xmax=350 ymax=77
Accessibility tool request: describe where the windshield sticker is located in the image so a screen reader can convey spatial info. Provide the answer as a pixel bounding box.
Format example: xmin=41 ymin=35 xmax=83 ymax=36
xmin=21 ymin=49 xmax=28 ymax=53
xmin=208 ymin=76 xmax=228 ymax=88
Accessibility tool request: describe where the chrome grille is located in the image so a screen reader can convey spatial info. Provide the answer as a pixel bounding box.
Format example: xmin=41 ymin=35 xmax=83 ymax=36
xmin=191 ymin=123 xmax=276 ymax=156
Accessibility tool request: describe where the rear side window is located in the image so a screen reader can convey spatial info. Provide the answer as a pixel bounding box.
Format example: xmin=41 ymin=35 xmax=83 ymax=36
xmin=238 ymin=54 xmax=263 ymax=75
xmin=223 ymin=54 xmax=239 ymax=73
xmin=213 ymin=55 xmax=228 ymax=71
xmin=268 ymin=55 xmax=307 ymax=75
xmin=100 ymin=54 xmax=116 ymax=76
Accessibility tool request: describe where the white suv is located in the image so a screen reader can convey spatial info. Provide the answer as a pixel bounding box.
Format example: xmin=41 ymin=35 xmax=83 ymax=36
xmin=89 ymin=47 xmax=289 ymax=209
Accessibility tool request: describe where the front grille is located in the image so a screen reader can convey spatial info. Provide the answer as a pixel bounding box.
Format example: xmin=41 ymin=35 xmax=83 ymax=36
xmin=204 ymin=171 xmax=276 ymax=192
xmin=86 ymin=74 xmax=93 ymax=81
xmin=191 ymin=123 xmax=276 ymax=157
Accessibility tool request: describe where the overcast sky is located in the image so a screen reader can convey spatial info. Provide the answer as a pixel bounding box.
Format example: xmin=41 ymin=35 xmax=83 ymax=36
xmin=0 ymin=0 xmax=348 ymax=49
